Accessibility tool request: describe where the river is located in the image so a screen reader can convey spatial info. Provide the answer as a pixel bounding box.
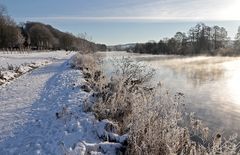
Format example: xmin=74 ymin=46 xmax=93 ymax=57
xmin=98 ymin=51 xmax=240 ymax=135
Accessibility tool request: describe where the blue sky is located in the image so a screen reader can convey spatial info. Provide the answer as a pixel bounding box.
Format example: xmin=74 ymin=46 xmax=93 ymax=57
xmin=1 ymin=0 xmax=240 ymax=45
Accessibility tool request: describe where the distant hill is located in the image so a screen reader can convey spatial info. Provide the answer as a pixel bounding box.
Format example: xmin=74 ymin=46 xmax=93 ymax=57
xmin=22 ymin=22 xmax=107 ymax=52
xmin=108 ymin=43 xmax=136 ymax=51
xmin=0 ymin=11 xmax=107 ymax=52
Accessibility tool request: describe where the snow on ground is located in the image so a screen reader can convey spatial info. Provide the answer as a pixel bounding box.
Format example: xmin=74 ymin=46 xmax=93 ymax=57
xmin=0 ymin=52 xmax=123 ymax=154
xmin=0 ymin=61 xmax=52 ymax=85
xmin=0 ymin=51 xmax=73 ymax=69
xmin=0 ymin=51 xmax=75 ymax=85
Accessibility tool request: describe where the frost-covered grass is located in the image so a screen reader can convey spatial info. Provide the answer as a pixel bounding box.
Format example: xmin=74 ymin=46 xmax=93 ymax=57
xmin=73 ymin=53 xmax=240 ymax=155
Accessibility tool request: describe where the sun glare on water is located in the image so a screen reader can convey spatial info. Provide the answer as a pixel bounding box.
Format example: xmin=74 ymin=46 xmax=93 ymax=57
xmin=223 ymin=60 xmax=240 ymax=107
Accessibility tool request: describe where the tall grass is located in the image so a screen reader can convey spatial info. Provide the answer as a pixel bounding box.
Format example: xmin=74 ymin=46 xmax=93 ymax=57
xmin=72 ymin=53 xmax=240 ymax=155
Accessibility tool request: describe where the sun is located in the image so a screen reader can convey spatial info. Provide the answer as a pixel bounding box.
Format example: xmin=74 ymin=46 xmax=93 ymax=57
xmin=219 ymin=0 xmax=240 ymax=20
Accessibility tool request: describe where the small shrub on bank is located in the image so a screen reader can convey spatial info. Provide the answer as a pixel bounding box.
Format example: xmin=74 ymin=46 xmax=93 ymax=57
xmin=71 ymin=53 xmax=97 ymax=71
xmin=7 ymin=64 xmax=14 ymax=70
xmin=92 ymin=57 xmax=155 ymax=132
xmin=71 ymin=53 xmax=107 ymax=91
xmin=0 ymin=70 xmax=3 ymax=79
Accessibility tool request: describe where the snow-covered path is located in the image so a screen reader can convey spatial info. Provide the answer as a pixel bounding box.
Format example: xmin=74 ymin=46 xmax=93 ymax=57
xmin=0 ymin=57 xmax=100 ymax=154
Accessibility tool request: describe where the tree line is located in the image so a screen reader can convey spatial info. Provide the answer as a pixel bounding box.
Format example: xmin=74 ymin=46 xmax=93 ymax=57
xmin=0 ymin=5 xmax=106 ymax=52
xmin=131 ymin=23 xmax=240 ymax=56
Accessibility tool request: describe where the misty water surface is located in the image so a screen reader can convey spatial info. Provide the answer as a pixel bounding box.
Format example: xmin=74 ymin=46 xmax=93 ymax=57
xmin=98 ymin=51 xmax=240 ymax=135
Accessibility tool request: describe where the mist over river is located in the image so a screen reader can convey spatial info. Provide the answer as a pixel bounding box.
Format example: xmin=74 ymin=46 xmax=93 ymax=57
xmin=98 ymin=51 xmax=240 ymax=135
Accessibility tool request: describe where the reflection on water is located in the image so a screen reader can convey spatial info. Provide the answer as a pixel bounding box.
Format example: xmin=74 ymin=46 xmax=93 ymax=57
xmin=98 ymin=51 xmax=240 ymax=135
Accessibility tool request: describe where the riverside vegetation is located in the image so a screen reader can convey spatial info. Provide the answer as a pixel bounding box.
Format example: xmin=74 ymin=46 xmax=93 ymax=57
xmin=126 ymin=23 xmax=240 ymax=56
xmin=71 ymin=53 xmax=240 ymax=155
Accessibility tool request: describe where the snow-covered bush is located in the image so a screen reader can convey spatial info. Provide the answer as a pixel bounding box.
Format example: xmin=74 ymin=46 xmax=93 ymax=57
xmin=92 ymin=57 xmax=155 ymax=133
xmin=71 ymin=53 xmax=107 ymax=93
xmin=7 ymin=64 xmax=14 ymax=70
xmin=71 ymin=53 xmax=98 ymax=71
xmin=0 ymin=70 xmax=4 ymax=85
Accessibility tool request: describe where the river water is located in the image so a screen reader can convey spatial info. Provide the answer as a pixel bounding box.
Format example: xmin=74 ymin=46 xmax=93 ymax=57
xmin=98 ymin=51 xmax=240 ymax=135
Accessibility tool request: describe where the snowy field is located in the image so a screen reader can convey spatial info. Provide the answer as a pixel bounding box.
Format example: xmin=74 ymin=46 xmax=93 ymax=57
xmin=0 ymin=51 xmax=73 ymax=69
xmin=0 ymin=51 xmax=75 ymax=85
xmin=0 ymin=51 xmax=123 ymax=154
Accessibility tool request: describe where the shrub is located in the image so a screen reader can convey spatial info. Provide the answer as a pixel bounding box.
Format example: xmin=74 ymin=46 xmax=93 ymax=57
xmin=0 ymin=70 xmax=3 ymax=79
xmin=91 ymin=57 xmax=155 ymax=132
xmin=7 ymin=63 xmax=14 ymax=70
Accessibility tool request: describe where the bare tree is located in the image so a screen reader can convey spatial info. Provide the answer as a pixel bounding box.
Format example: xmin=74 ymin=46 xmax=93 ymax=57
xmin=0 ymin=5 xmax=24 ymax=50
xmin=77 ymin=32 xmax=95 ymax=53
